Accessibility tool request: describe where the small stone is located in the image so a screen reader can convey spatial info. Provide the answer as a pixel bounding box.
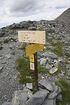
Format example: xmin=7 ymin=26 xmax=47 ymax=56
xmin=11 ymin=51 xmax=15 ymax=55
xmin=40 ymin=58 xmax=46 ymax=65
xmin=26 ymin=83 xmax=32 ymax=90
xmin=0 ymin=66 xmax=3 ymax=72
xmin=49 ymin=67 xmax=58 ymax=74
xmin=46 ymin=63 xmax=51 ymax=70
xmin=5 ymin=54 xmax=11 ymax=59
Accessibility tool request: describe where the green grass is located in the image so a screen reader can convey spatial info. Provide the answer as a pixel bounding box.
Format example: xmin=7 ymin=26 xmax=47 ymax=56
xmin=51 ymin=41 xmax=63 ymax=57
xmin=46 ymin=37 xmax=64 ymax=57
xmin=16 ymin=57 xmax=48 ymax=84
xmin=37 ymin=62 xmax=47 ymax=74
xmin=19 ymin=43 xmax=26 ymax=50
xmin=16 ymin=57 xmax=32 ymax=84
xmin=56 ymin=78 xmax=70 ymax=105
xmin=57 ymin=63 xmax=62 ymax=73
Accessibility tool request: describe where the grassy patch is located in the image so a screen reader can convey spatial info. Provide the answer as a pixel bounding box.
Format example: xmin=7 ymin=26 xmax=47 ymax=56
xmin=56 ymin=78 xmax=70 ymax=105
xmin=19 ymin=43 xmax=26 ymax=50
xmin=37 ymin=62 xmax=47 ymax=74
xmin=51 ymin=41 xmax=63 ymax=57
xmin=46 ymin=37 xmax=64 ymax=57
xmin=16 ymin=57 xmax=48 ymax=84
xmin=16 ymin=57 xmax=32 ymax=84
xmin=57 ymin=63 xmax=62 ymax=73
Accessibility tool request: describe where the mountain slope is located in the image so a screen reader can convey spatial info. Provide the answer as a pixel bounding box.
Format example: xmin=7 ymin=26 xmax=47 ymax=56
xmin=55 ymin=8 xmax=70 ymax=31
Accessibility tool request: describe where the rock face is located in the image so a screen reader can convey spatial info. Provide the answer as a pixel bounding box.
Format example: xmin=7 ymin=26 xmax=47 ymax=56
xmin=55 ymin=8 xmax=70 ymax=32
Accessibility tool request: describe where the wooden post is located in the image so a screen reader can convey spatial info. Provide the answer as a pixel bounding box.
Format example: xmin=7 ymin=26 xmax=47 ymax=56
xmin=18 ymin=31 xmax=46 ymax=93
xmin=31 ymin=53 xmax=38 ymax=93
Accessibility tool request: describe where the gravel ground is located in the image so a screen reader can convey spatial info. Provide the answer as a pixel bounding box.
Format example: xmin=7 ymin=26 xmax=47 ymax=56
xmin=0 ymin=38 xmax=23 ymax=104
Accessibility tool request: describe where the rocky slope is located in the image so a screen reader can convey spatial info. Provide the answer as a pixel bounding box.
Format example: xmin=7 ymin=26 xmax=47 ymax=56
xmin=55 ymin=8 xmax=70 ymax=32
xmin=0 ymin=8 xmax=70 ymax=104
xmin=0 ymin=36 xmax=24 ymax=104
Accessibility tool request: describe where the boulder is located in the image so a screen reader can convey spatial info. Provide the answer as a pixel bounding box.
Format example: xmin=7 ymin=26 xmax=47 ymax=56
xmin=42 ymin=99 xmax=56 ymax=105
xmin=26 ymin=89 xmax=49 ymax=105
xmin=39 ymin=79 xmax=54 ymax=91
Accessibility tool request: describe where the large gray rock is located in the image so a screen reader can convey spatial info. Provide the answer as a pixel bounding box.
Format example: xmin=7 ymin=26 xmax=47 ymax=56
xmin=26 ymin=89 xmax=49 ymax=105
xmin=42 ymin=99 xmax=56 ymax=105
xmin=39 ymin=79 xmax=54 ymax=91
xmin=48 ymin=85 xmax=61 ymax=99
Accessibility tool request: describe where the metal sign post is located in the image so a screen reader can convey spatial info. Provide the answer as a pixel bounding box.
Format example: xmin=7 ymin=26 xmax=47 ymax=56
xmin=18 ymin=30 xmax=46 ymax=93
xmin=30 ymin=53 xmax=38 ymax=93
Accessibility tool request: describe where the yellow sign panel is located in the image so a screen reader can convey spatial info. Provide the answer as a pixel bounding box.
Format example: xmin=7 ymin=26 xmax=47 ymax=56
xmin=18 ymin=31 xmax=46 ymax=44
xmin=26 ymin=44 xmax=44 ymax=57
xmin=29 ymin=55 xmax=34 ymax=62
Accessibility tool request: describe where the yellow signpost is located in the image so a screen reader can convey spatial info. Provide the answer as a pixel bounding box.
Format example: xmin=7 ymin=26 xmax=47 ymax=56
xmin=26 ymin=44 xmax=44 ymax=57
xmin=18 ymin=30 xmax=46 ymax=93
xmin=29 ymin=55 xmax=34 ymax=62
